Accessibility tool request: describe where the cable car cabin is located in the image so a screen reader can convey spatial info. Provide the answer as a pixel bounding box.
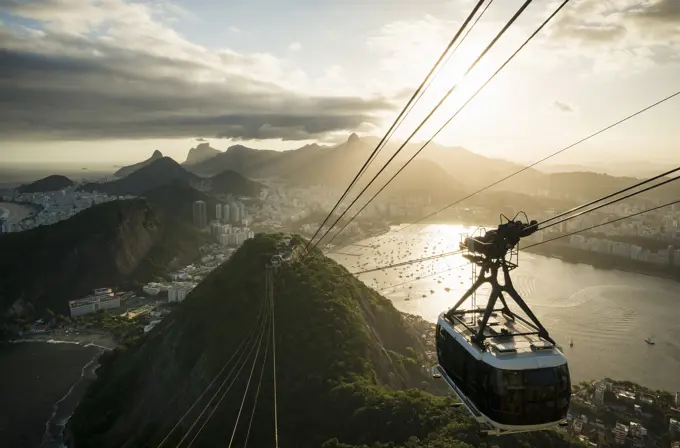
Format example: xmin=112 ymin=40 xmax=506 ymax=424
xmin=271 ymin=255 xmax=283 ymax=267
xmin=435 ymin=312 xmax=571 ymax=433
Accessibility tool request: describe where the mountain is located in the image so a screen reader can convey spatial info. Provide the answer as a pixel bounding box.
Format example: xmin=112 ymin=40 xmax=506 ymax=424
xmin=186 ymin=134 xmax=537 ymax=197
xmin=17 ymin=174 xmax=74 ymax=193
xmin=184 ymin=142 xmax=221 ymax=165
xmin=0 ymin=199 xmax=205 ymax=323
xmin=189 ymin=144 xmax=284 ymax=177
xmin=114 ymin=150 xmax=163 ymax=177
xmin=142 ymin=180 xmax=219 ymax=225
xmin=81 ymin=157 xmax=203 ymax=196
xmin=69 ymin=234 xmax=581 ymax=448
xmin=210 ymin=169 xmax=263 ymax=197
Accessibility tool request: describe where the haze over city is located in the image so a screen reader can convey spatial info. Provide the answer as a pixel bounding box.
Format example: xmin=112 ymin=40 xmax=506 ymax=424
xmin=1 ymin=1 xmax=680 ymax=448
xmin=1 ymin=0 xmax=678 ymax=167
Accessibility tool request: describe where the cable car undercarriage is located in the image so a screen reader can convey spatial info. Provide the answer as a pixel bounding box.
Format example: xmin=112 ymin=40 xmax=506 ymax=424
xmin=433 ymin=215 xmax=571 ymax=436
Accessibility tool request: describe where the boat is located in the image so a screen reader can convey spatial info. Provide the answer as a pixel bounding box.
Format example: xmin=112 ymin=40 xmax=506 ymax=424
xmin=569 ymin=339 xmax=573 ymax=347
xmin=645 ymin=337 xmax=655 ymax=345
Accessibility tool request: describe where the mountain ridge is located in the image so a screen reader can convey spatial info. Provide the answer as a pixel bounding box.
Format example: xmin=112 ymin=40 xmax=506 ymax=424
xmin=69 ymin=234 xmax=583 ymax=448
xmin=184 ymin=142 xmax=221 ymax=165
xmin=114 ymin=150 xmax=163 ymax=177
xmin=0 ymin=199 xmax=205 ymax=324
xmin=17 ymin=174 xmax=74 ymax=193
xmin=82 ymin=157 xmax=202 ymax=196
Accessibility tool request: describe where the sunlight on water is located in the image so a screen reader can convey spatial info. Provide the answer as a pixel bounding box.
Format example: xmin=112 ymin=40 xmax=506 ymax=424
xmin=329 ymin=223 xmax=680 ymax=392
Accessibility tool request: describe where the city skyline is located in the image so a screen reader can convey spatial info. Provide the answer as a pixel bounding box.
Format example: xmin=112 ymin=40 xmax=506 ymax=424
xmin=1 ymin=0 xmax=679 ymax=166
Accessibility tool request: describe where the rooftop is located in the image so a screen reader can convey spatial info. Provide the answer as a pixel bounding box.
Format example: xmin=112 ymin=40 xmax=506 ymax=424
xmin=442 ymin=308 xmax=566 ymax=368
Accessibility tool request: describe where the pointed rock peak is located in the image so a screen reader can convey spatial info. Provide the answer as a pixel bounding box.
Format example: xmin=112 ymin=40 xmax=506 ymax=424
xmin=347 ymin=133 xmax=360 ymax=144
xmin=152 ymin=150 xmax=163 ymax=158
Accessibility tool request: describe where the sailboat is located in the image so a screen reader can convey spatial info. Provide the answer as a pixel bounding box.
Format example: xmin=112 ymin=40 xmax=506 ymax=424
xmin=569 ymin=339 xmax=574 ymax=347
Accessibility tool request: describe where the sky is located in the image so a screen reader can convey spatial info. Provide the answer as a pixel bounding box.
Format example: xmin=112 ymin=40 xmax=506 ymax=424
xmin=0 ymin=0 xmax=679 ymax=167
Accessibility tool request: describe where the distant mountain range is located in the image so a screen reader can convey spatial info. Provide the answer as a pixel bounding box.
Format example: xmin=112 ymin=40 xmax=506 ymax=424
xmin=83 ymin=157 xmax=203 ymax=196
xmin=17 ymin=174 xmax=74 ymax=193
xmin=186 ymin=134 xmax=468 ymax=198
xmin=184 ymin=142 xmax=221 ymax=165
xmin=114 ymin=150 xmax=163 ymax=177
xmin=210 ymin=169 xmax=262 ymax=197
xmin=81 ymin=157 xmax=263 ymax=222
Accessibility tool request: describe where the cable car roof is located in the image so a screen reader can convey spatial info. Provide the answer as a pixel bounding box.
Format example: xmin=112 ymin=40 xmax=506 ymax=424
xmin=438 ymin=314 xmax=567 ymax=370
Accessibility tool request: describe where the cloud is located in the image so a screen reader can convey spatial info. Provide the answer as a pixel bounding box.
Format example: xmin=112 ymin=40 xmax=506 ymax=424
xmin=544 ymin=0 xmax=680 ymax=72
xmin=288 ymin=42 xmax=302 ymax=51
xmin=630 ymin=0 xmax=680 ymax=23
xmin=553 ymin=100 xmax=574 ymax=113
xmin=0 ymin=0 xmax=393 ymax=141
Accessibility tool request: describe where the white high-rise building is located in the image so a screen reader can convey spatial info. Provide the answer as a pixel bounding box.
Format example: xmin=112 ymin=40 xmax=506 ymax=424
xmin=238 ymin=201 xmax=245 ymax=221
xmin=230 ymin=202 xmax=240 ymax=224
xmin=216 ymin=204 xmax=222 ymax=220
xmin=222 ymin=203 xmax=230 ymax=223
xmin=168 ymin=285 xmax=193 ymax=302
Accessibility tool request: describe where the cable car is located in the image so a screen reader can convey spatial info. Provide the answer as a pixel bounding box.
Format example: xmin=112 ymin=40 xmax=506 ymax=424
xmin=271 ymin=254 xmax=283 ymax=268
xmin=434 ymin=216 xmax=571 ymax=435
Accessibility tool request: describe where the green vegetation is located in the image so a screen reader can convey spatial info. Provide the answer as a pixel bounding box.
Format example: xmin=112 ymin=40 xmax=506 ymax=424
xmin=0 ymin=199 xmax=205 ymax=327
xmin=70 ymin=234 xmax=585 ymax=448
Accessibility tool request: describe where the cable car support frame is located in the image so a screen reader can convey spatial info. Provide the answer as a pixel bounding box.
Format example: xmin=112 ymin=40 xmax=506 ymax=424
xmin=434 ymin=214 xmax=567 ymax=436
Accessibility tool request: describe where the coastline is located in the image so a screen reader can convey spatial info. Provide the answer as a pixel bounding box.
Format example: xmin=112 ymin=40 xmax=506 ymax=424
xmin=524 ymin=243 xmax=680 ymax=283
xmin=1 ymin=331 xmax=117 ymax=447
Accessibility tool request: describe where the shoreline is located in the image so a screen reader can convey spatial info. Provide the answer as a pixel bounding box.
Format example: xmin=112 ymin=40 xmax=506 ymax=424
xmin=2 ymin=332 xmax=116 ymax=448
xmin=6 ymin=330 xmax=118 ymax=351
xmin=524 ymin=244 xmax=680 ymax=284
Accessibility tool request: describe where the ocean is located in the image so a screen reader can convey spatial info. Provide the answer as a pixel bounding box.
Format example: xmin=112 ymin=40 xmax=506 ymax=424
xmin=0 ymin=340 xmax=103 ymax=448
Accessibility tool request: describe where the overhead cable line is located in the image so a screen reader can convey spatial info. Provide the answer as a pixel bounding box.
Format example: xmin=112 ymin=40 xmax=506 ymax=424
xmin=348 ymin=0 xmax=493 ymax=194
xmin=525 ymin=199 xmax=680 ymax=250
xmin=185 ymin=300 xmax=269 ymax=448
xmin=347 ymin=168 xmax=680 ymax=277
xmin=242 ymin=319 xmax=271 ymax=448
xmin=308 ymin=1 xmax=534 ymax=255
xmin=392 ymin=90 xmax=680 ymax=236
xmin=536 ymin=173 xmax=680 ymax=232
xmin=180 ymin=301 xmax=270 ymax=448
xmin=319 ymin=0 xmax=569 ymax=250
xmin=226 ymin=310 xmax=271 ymax=448
xmin=378 ymin=261 xmax=473 ymax=292
xmin=372 ymin=199 xmax=680 ymax=295
xmin=269 ymin=265 xmax=280 ymax=448
xmin=346 ymin=249 xmax=465 ymax=276
xmin=301 ymin=0 xmax=487 ymax=256
xmin=534 ymin=165 xmax=680 ymax=229
xmin=156 ymin=297 xmax=266 ymax=448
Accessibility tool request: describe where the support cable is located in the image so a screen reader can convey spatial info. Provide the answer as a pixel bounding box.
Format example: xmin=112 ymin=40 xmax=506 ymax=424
xmin=346 ymin=169 xmax=680 ymax=277
xmin=537 ymin=174 xmax=680 ymax=232
xmin=270 ymin=265 xmax=280 ymax=448
xmin=526 ymin=199 xmax=680 ymax=250
xmin=319 ymin=0 xmax=571 ymax=250
xmin=227 ymin=306 xmax=271 ymax=448
xmin=184 ymin=296 xmax=271 ymax=448
xmin=534 ymin=166 xmax=680 ymax=229
xmin=156 ymin=295 xmax=266 ymax=448
xmin=391 ymin=90 xmax=680 ymax=236
xmin=301 ymin=0 xmax=487 ymax=255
